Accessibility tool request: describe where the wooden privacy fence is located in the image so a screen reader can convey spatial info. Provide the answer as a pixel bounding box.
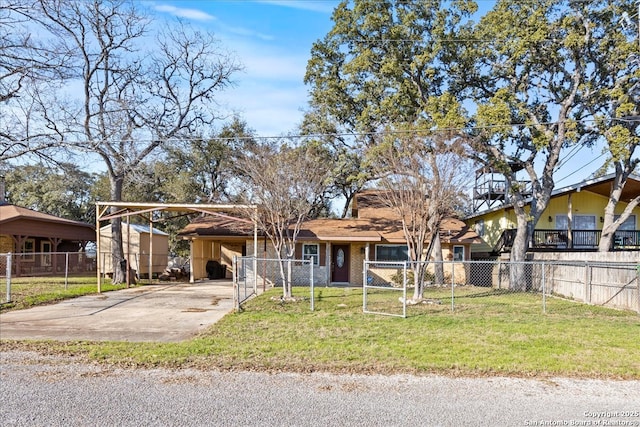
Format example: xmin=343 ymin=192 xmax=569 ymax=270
xmin=536 ymin=261 xmax=639 ymax=312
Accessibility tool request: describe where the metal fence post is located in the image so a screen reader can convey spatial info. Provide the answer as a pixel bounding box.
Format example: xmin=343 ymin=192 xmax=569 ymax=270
xmin=310 ymin=260 xmax=314 ymax=312
xmin=362 ymin=261 xmax=368 ymax=312
xmin=5 ymin=253 xmax=11 ymax=303
xmin=402 ymin=261 xmax=407 ymax=318
xmin=637 ymin=264 xmax=640 ymax=315
xmin=232 ymin=255 xmax=238 ymax=310
xmin=542 ymin=261 xmax=546 ymax=314
xmin=64 ymin=252 xmax=69 ymax=290
xmin=451 ymin=261 xmax=455 ymax=312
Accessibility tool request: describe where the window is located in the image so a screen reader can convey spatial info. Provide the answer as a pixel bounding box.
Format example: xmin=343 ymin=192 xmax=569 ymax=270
xmin=555 ymin=215 xmax=596 ymax=230
xmin=614 ymin=215 xmax=636 ymax=230
xmin=475 ymin=220 xmax=485 ymax=237
xmin=453 ymin=245 xmax=465 ymax=261
xmin=375 ymin=245 xmax=408 ymax=262
xmin=302 ymin=244 xmax=319 ymax=265
xmin=22 ymin=239 xmax=35 ymax=261
xmin=614 ymin=215 xmax=637 ymax=246
xmin=41 ymin=241 xmax=52 ymax=266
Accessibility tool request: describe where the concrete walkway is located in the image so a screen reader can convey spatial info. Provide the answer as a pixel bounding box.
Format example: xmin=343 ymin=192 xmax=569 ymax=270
xmin=0 ymin=280 xmax=236 ymax=343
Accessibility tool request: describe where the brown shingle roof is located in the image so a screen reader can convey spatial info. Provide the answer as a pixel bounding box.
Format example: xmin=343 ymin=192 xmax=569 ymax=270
xmin=0 ymin=204 xmax=94 ymax=229
xmin=178 ymin=213 xmax=479 ymax=244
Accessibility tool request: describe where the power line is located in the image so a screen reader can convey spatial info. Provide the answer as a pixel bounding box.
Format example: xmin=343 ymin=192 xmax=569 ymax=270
xmin=555 ymin=150 xmax=607 ymax=184
xmin=53 ymin=117 xmax=629 ymax=145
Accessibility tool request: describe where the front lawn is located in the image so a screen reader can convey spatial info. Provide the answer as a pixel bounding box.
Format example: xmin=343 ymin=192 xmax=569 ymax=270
xmin=2 ymin=287 xmax=638 ymax=378
xmin=0 ymin=276 xmax=126 ymax=312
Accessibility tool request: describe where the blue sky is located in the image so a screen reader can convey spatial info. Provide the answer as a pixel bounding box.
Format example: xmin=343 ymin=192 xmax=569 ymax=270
xmin=148 ymin=0 xmax=340 ymax=136
xmin=146 ymin=0 xmax=606 ymax=188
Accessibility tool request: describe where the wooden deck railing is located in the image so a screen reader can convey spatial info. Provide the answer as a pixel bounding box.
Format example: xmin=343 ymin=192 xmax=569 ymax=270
xmin=493 ymin=229 xmax=640 ymax=252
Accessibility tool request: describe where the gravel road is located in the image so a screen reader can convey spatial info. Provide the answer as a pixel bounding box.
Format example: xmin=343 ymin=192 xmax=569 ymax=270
xmin=1 ymin=351 xmax=639 ymax=427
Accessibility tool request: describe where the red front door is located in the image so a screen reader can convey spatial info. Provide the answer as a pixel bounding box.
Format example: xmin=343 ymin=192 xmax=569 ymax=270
xmin=331 ymin=244 xmax=350 ymax=283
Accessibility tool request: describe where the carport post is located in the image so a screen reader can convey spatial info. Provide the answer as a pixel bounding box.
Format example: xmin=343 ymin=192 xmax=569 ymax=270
xmin=6 ymin=252 xmax=11 ymax=303
xmin=149 ymin=219 xmax=154 ymax=285
xmin=253 ymin=214 xmax=258 ymax=294
xmin=189 ymin=238 xmax=195 ymax=284
xmin=96 ymin=208 xmax=101 ymax=293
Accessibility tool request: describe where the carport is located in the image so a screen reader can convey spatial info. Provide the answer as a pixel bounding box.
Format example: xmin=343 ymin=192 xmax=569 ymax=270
xmin=95 ymin=202 xmax=258 ymax=292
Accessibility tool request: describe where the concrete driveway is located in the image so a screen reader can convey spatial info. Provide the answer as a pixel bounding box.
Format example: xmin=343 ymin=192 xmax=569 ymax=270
xmin=0 ymin=280 xmax=236 ymax=342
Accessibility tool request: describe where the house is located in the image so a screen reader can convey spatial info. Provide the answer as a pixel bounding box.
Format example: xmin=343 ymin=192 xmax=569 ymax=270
xmin=0 ymin=202 xmax=95 ymax=276
xmin=178 ymin=191 xmax=481 ymax=286
xmin=99 ymin=223 xmax=169 ymax=278
xmin=465 ymin=173 xmax=640 ymax=257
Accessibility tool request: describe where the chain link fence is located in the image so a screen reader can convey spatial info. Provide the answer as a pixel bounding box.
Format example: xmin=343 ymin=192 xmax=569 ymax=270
xmin=364 ymin=259 xmax=640 ymax=316
xmin=1 ymin=252 xmax=98 ymax=304
xmin=233 ymin=256 xmax=314 ymax=310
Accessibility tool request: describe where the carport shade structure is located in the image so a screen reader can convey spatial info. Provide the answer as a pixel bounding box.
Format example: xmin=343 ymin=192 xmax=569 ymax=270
xmin=95 ymin=202 xmax=258 ymax=292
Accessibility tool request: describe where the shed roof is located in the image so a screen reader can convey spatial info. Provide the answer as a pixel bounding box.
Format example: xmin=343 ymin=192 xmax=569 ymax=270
xmin=100 ymin=223 xmax=169 ymax=236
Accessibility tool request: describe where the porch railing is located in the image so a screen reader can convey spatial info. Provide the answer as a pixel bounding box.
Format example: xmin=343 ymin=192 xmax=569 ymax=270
xmin=494 ymin=229 xmax=640 ymax=252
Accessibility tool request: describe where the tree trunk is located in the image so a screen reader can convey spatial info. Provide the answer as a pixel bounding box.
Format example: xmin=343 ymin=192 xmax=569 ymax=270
xmin=432 ymin=233 xmax=444 ymax=285
xmin=509 ymin=214 xmax=530 ymax=291
xmin=110 ymin=175 xmax=126 ymax=284
xmin=412 ymin=262 xmax=423 ymax=301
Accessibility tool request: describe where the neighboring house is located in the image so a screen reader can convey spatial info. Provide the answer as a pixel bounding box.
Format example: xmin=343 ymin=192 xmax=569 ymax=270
xmin=0 ymin=202 xmax=95 ymax=276
xmin=99 ymin=223 xmax=169 ymax=278
xmin=465 ymin=173 xmax=640 ymax=257
xmin=178 ymin=191 xmax=481 ymax=286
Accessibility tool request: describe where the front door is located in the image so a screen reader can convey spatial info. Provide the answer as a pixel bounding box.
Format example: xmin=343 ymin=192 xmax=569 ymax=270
xmin=331 ymin=244 xmax=350 ymax=283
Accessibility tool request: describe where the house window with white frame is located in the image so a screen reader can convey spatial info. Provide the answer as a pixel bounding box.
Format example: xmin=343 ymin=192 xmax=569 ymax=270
xmin=453 ymin=245 xmax=465 ymax=261
xmin=302 ymin=243 xmax=319 ymax=265
xmin=375 ymin=244 xmax=409 ymax=262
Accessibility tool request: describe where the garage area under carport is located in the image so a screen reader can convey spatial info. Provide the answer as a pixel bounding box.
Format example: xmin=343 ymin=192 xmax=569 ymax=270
xmin=95 ymin=202 xmax=258 ymax=292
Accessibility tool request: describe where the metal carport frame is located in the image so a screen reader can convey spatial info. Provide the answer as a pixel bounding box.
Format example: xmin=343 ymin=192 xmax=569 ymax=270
xmin=95 ymin=202 xmax=258 ymax=293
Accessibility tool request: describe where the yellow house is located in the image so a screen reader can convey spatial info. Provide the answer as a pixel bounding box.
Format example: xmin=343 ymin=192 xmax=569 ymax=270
xmin=465 ymin=174 xmax=640 ymax=256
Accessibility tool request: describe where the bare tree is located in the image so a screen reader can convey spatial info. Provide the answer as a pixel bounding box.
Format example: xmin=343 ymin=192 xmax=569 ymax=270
xmin=236 ymin=140 xmax=332 ymax=299
xmin=368 ymin=130 xmax=472 ymax=302
xmin=24 ymin=0 xmax=241 ymax=282
xmin=0 ymin=1 xmax=73 ymax=162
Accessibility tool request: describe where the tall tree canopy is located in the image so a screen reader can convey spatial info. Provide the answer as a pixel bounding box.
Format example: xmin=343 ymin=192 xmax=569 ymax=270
xmin=304 ymin=0 xmax=475 ymax=238
xmin=306 ymin=0 xmax=638 ymax=289
xmin=13 ymin=0 xmax=242 ymax=282
xmin=456 ymin=0 xmax=638 ymax=265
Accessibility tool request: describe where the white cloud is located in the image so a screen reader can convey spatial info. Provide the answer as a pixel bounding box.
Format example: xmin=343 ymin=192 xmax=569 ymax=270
xmin=255 ymin=1 xmax=336 ymax=13
xmin=220 ymin=25 xmax=275 ymax=41
xmin=153 ymin=4 xmax=216 ymax=21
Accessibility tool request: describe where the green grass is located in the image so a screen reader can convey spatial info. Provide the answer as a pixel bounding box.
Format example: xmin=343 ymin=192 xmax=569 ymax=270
xmin=2 ymin=286 xmax=639 ymax=378
xmin=0 ymin=276 xmax=126 ymax=312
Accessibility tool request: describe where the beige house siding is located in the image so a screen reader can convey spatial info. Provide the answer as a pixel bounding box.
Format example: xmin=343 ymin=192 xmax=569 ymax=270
xmin=0 ymin=235 xmax=14 ymax=253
